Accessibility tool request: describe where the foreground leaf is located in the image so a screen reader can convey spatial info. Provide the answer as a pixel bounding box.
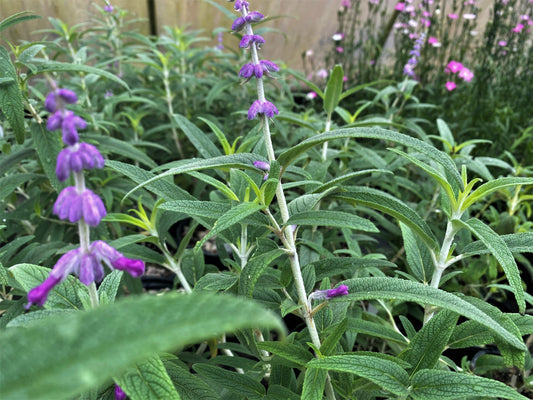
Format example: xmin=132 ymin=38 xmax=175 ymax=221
xmin=0 ymin=292 xmax=284 ymax=400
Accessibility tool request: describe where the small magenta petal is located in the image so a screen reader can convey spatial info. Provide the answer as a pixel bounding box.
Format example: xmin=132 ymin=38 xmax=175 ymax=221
xmin=326 ymin=284 xmax=349 ymax=298
xmin=114 ymin=385 xmax=127 ymax=400
xmin=112 ymin=257 xmax=145 ymax=277
xmin=253 ymin=160 xmax=270 ymax=171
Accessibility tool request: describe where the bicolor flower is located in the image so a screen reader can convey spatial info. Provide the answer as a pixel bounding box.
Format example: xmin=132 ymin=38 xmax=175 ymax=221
xmin=53 ymin=187 xmax=107 ymax=226
xmin=309 ymin=285 xmax=349 ymax=301
xmin=56 ymin=142 xmax=105 ymax=181
xmin=247 ymin=100 xmax=279 ymax=120
xmin=26 ymin=241 xmax=145 ymax=308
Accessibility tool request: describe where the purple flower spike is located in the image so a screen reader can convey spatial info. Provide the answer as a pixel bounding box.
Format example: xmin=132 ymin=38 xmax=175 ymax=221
xmin=45 ymin=89 xmax=78 ymax=113
xmin=56 ymin=143 xmax=105 ymax=181
xmin=245 ymin=12 xmax=264 ymax=23
xmin=253 ymin=160 xmax=270 ymax=171
xmin=232 ymin=17 xmax=246 ymax=32
xmin=309 ymin=284 xmax=349 ymax=301
xmin=53 ymin=187 xmax=106 ymax=226
xmin=247 ymin=100 xmax=278 ymax=120
xmin=115 ymin=385 xmax=127 ymax=400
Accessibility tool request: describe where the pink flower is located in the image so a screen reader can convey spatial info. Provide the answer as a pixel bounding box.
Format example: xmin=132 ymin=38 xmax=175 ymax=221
xmin=336 ymin=46 xmax=344 ymax=53
xmin=458 ymin=67 xmax=474 ymax=82
xmin=446 ymin=61 xmax=464 ymax=73
xmin=448 ymin=13 xmax=458 ymax=19
xmin=341 ymin=0 xmax=351 ymax=7
xmin=498 ymin=40 xmax=507 ymax=46
xmin=395 ymin=2 xmax=406 ymax=11
xmin=512 ymin=23 xmax=524 ymax=32
xmin=445 ymin=81 xmax=457 ymax=91
xmin=317 ymin=69 xmax=328 ymax=79
xmin=306 ymin=91 xmax=318 ymax=100
xmin=428 ymin=36 xmax=440 ymax=46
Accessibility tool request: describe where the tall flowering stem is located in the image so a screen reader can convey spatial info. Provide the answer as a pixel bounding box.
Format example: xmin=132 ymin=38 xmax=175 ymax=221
xmin=232 ymin=2 xmax=338 ymax=398
xmin=25 ymin=84 xmax=145 ymax=309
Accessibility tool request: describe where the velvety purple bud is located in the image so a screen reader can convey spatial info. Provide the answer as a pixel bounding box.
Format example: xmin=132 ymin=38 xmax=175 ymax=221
xmin=54 ymin=187 xmax=83 ymax=223
xmin=240 ymin=35 xmax=252 ymax=48
xmin=260 ymin=60 xmax=279 ymax=73
xmin=112 ymin=257 xmax=145 ymax=277
xmin=232 ymin=17 xmax=246 ymax=32
xmin=326 ymin=284 xmax=349 ymax=298
xmin=115 ymin=385 xmax=127 ymax=400
xmin=253 ymin=64 xmax=264 ymax=78
xmin=91 ymin=240 xmax=121 ymax=261
xmin=407 ymin=57 xmax=417 ymax=65
xmin=79 ymin=143 xmax=105 ymax=169
xmin=82 ymin=190 xmax=107 ymax=227
xmin=245 ymin=12 xmax=264 ymax=23
xmin=253 ymin=160 xmax=270 ymax=171
xmin=104 ymin=4 xmax=114 ymax=12
xmin=78 ymin=253 xmax=98 ymax=285
xmin=45 ymin=92 xmax=57 ymax=113
xmin=56 ymin=143 xmax=105 ymax=181
xmin=57 ymin=88 xmax=78 ymax=104
xmin=47 ymin=111 xmax=63 ymax=131
xmin=55 ymin=150 xmax=71 ymax=181
xmin=234 ymin=0 xmax=249 ymax=11
xmin=261 ymin=101 xmax=278 ymax=118
xmin=247 ymin=100 xmax=262 ymax=120
xmin=409 ymin=50 xmax=420 ymax=57
xmin=239 ymin=63 xmax=254 ymax=78
xmin=26 ymin=275 xmax=62 ymax=308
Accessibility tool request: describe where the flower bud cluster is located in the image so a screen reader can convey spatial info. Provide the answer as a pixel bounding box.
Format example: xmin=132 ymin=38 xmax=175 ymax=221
xmin=403 ymin=33 xmax=426 ymax=77
xmin=231 ymin=0 xmax=279 ymax=120
xmin=26 ymin=87 xmax=145 ymax=308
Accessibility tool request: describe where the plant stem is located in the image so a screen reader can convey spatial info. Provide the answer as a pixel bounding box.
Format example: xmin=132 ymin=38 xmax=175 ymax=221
xmin=88 ymin=282 xmax=99 ymax=308
xmin=163 ymin=65 xmax=183 ymax=157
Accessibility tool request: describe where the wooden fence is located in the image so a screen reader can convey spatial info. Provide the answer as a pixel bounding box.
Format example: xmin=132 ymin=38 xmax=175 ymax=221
xmin=1 ymin=0 xmax=492 ymax=72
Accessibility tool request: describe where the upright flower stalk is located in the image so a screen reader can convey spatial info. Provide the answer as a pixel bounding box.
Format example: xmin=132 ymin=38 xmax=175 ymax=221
xmin=26 ymin=85 xmax=145 ymax=309
xmin=232 ymin=2 xmax=342 ymax=398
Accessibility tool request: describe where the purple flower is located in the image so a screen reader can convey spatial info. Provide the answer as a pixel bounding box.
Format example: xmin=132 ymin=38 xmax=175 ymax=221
xmin=104 ymin=4 xmax=114 ymax=12
xmin=253 ymin=160 xmax=270 ymax=171
xmin=234 ymin=0 xmax=249 ymax=11
xmin=53 ymin=187 xmax=107 ymax=226
xmin=47 ymin=110 xmax=87 ymax=146
xmin=115 ymin=385 xmax=127 ymax=400
xmin=240 ymin=34 xmax=265 ymax=49
xmin=44 ymin=89 xmax=78 ymax=113
xmin=260 ymin=60 xmax=279 ymax=74
xmin=238 ymin=63 xmax=264 ymax=79
xmin=26 ymin=242 xmax=145 ymax=308
xmin=56 ymin=143 xmax=105 ymax=181
xmin=247 ymin=100 xmax=279 ymax=120
xmin=232 ymin=17 xmax=246 ymax=32
xmin=245 ymin=12 xmax=264 ymax=23
xmin=309 ymin=284 xmax=349 ymax=301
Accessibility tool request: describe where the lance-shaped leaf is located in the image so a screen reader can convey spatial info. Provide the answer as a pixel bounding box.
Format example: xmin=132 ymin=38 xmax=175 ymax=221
xmin=0 ymin=46 xmax=25 ymax=143
xmin=323 ymin=65 xmax=344 ymax=116
xmin=461 ymin=177 xmax=533 ymax=211
xmin=462 ymin=232 xmax=533 ymax=256
xmin=277 ymin=127 xmax=462 ymax=189
xmin=286 ymin=210 xmax=378 ymax=232
xmin=410 ymin=369 xmax=529 ymax=400
xmin=456 ymin=218 xmax=525 ymax=314
xmin=192 ymin=364 xmax=265 ymax=399
xmin=338 ymin=277 xmax=525 ymax=350
xmin=0 ymin=292 xmax=284 ymax=400
xmin=307 ymin=354 xmax=410 ymax=396
xmin=301 ymin=368 xmax=328 ymax=400
xmin=173 ymin=114 xmax=222 ymax=159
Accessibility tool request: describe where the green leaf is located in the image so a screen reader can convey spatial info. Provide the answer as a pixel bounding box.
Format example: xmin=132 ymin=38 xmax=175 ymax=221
xmin=462 ymin=177 xmax=533 ymax=211
xmin=335 ymin=187 xmax=438 ymax=250
xmin=0 ymin=292 xmax=284 ymax=400
xmin=436 ymin=118 xmax=455 ymax=148
xmin=410 ymin=369 xmax=529 ymax=400
xmin=123 ymin=154 xmax=260 ymax=200
xmin=106 ymin=160 xmax=193 ymax=201
xmin=0 ymin=146 xmax=33 ymax=175
xmin=313 ymin=257 xmax=396 ymax=281
xmin=197 ymin=117 xmax=232 ymax=155
xmin=159 ymin=200 xmax=228 ymax=220
xmin=277 ymin=127 xmax=462 ymax=189
xmin=238 ymin=248 xmax=286 ymax=297
xmin=6 ymin=309 xmax=75 ymax=327
xmin=462 ymin=232 xmax=533 ymax=256
xmin=195 ymin=272 xmax=238 ymax=292
xmin=194 ymin=202 xmax=265 ymax=251
xmin=400 ymin=222 xmax=433 ymax=283
xmin=399 ymin=309 xmax=458 ymax=376
xmin=163 ymin=361 xmax=219 ymax=400
xmin=173 ymin=114 xmax=222 ymax=159
xmin=0 ymin=46 xmax=25 ymax=143
xmin=307 ymin=354 xmax=409 ymax=396
xmin=286 ymin=210 xmax=378 ymax=232
xmin=320 ymin=318 xmax=348 ymax=356
xmin=323 ymin=65 xmax=344 ymax=116
xmin=97 ymin=270 xmax=123 ymax=304
xmin=115 ymin=356 xmax=181 ymax=400
xmin=30 ymin=122 xmax=64 ymax=191
xmin=187 ymin=171 xmax=239 ymax=201
xmin=0 ymin=11 xmax=41 ymax=34
xmin=346 ymin=317 xmax=408 ymax=344
xmin=30 ymin=61 xmax=129 ymax=90
xmin=0 ymin=173 xmax=41 ymax=201
xmin=457 ymin=218 xmax=525 ymax=314
xmin=301 ymin=368 xmax=328 ymax=400
xmin=192 ymin=363 xmax=265 ymax=399
xmin=9 ymin=263 xmax=84 ymax=310
xmin=256 ymin=341 xmax=313 ymax=366
xmin=83 ymin=134 xmax=157 ymax=169
xmin=339 ymin=277 xmax=525 ymax=350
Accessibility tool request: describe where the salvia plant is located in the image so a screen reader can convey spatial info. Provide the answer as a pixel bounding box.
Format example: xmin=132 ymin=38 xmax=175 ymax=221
xmin=1 ymin=1 xmax=533 ymax=400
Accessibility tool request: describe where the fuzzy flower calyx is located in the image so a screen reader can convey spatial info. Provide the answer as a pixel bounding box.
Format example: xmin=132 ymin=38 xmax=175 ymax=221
xmin=247 ymin=100 xmax=279 ymax=120
xmin=53 ymin=187 xmax=107 ymax=226
xmin=56 ymin=142 xmax=105 ymax=181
